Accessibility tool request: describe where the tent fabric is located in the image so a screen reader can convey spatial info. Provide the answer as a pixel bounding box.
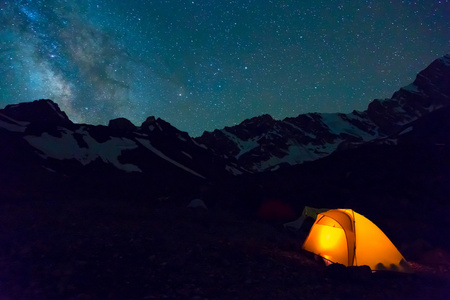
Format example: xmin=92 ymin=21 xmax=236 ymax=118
xmin=302 ymin=209 xmax=410 ymax=272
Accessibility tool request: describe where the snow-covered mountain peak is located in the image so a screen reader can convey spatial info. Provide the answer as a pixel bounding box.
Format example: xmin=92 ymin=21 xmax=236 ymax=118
xmin=197 ymin=54 xmax=450 ymax=173
xmin=2 ymin=99 xmax=72 ymax=126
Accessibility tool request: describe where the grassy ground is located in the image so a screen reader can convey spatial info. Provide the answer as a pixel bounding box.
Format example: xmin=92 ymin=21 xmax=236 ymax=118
xmin=0 ymin=197 xmax=448 ymax=299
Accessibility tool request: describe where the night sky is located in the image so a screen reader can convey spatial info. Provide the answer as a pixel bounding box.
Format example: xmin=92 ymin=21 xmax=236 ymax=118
xmin=1 ymin=1 xmax=449 ymax=136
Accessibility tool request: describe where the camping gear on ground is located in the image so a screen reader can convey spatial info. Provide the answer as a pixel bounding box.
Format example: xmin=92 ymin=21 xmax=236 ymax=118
xmin=187 ymin=199 xmax=208 ymax=209
xmin=302 ymin=208 xmax=411 ymax=272
xmin=256 ymin=199 xmax=296 ymax=221
xmin=283 ymin=206 xmax=329 ymax=231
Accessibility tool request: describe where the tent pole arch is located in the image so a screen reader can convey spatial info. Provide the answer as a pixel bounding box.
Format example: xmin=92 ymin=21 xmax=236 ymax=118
xmin=312 ymin=210 xmax=356 ymax=266
xmin=351 ymin=209 xmax=357 ymax=266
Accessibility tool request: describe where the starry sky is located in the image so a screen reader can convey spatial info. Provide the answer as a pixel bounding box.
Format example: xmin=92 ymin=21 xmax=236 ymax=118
xmin=0 ymin=1 xmax=449 ymax=136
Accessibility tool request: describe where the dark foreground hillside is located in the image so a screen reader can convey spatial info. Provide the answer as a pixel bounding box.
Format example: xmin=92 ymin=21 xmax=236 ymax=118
xmin=0 ymin=197 xmax=448 ymax=300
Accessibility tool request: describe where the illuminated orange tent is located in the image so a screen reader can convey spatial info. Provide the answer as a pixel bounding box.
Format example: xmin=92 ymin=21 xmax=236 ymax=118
xmin=302 ymin=209 xmax=411 ymax=272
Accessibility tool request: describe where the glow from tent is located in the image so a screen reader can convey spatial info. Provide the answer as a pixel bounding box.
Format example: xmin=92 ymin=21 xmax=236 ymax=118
xmin=302 ymin=209 xmax=409 ymax=271
xmin=317 ymin=225 xmax=344 ymax=250
xmin=302 ymin=223 xmax=349 ymax=265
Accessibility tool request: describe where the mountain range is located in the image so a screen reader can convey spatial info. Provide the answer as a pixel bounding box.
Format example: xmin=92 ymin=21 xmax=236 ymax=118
xmin=0 ymin=54 xmax=449 ymax=208
xmin=197 ymin=54 xmax=450 ymax=172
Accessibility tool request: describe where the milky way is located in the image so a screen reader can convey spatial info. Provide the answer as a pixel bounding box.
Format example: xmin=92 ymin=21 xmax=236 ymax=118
xmin=0 ymin=1 xmax=449 ymax=136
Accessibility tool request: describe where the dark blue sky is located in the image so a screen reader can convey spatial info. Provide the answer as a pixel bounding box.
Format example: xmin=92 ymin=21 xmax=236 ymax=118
xmin=1 ymin=0 xmax=449 ymax=136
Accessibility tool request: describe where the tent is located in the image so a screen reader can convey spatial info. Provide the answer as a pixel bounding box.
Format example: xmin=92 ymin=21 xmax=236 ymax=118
xmin=302 ymin=209 xmax=411 ymax=272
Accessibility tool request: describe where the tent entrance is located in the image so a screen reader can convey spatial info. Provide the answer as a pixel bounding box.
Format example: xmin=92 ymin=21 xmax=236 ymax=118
xmin=304 ymin=216 xmax=349 ymax=265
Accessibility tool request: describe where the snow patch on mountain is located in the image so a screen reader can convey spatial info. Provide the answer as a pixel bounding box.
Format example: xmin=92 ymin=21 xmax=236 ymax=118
xmin=45 ymin=100 xmax=67 ymax=120
xmin=221 ymin=129 xmax=260 ymax=159
xmin=192 ymin=139 xmax=208 ymax=150
xmin=136 ymin=138 xmax=206 ymax=179
xmin=177 ymin=134 xmax=188 ymax=142
xmin=398 ymin=126 xmax=413 ymax=136
xmin=0 ymin=113 xmax=29 ymax=132
xmin=255 ymin=141 xmax=324 ymax=171
xmin=283 ymin=121 xmax=317 ymax=138
xmin=442 ymin=54 xmax=450 ymax=66
xmin=24 ymin=130 xmax=142 ymax=172
xmin=181 ymin=151 xmax=193 ymax=159
xmin=402 ymin=83 xmax=420 ymax=93
xmin=225 ymin=164 xmax=244 ymax=175
xmin=320 ymin=113 xmax=371 ymax=139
